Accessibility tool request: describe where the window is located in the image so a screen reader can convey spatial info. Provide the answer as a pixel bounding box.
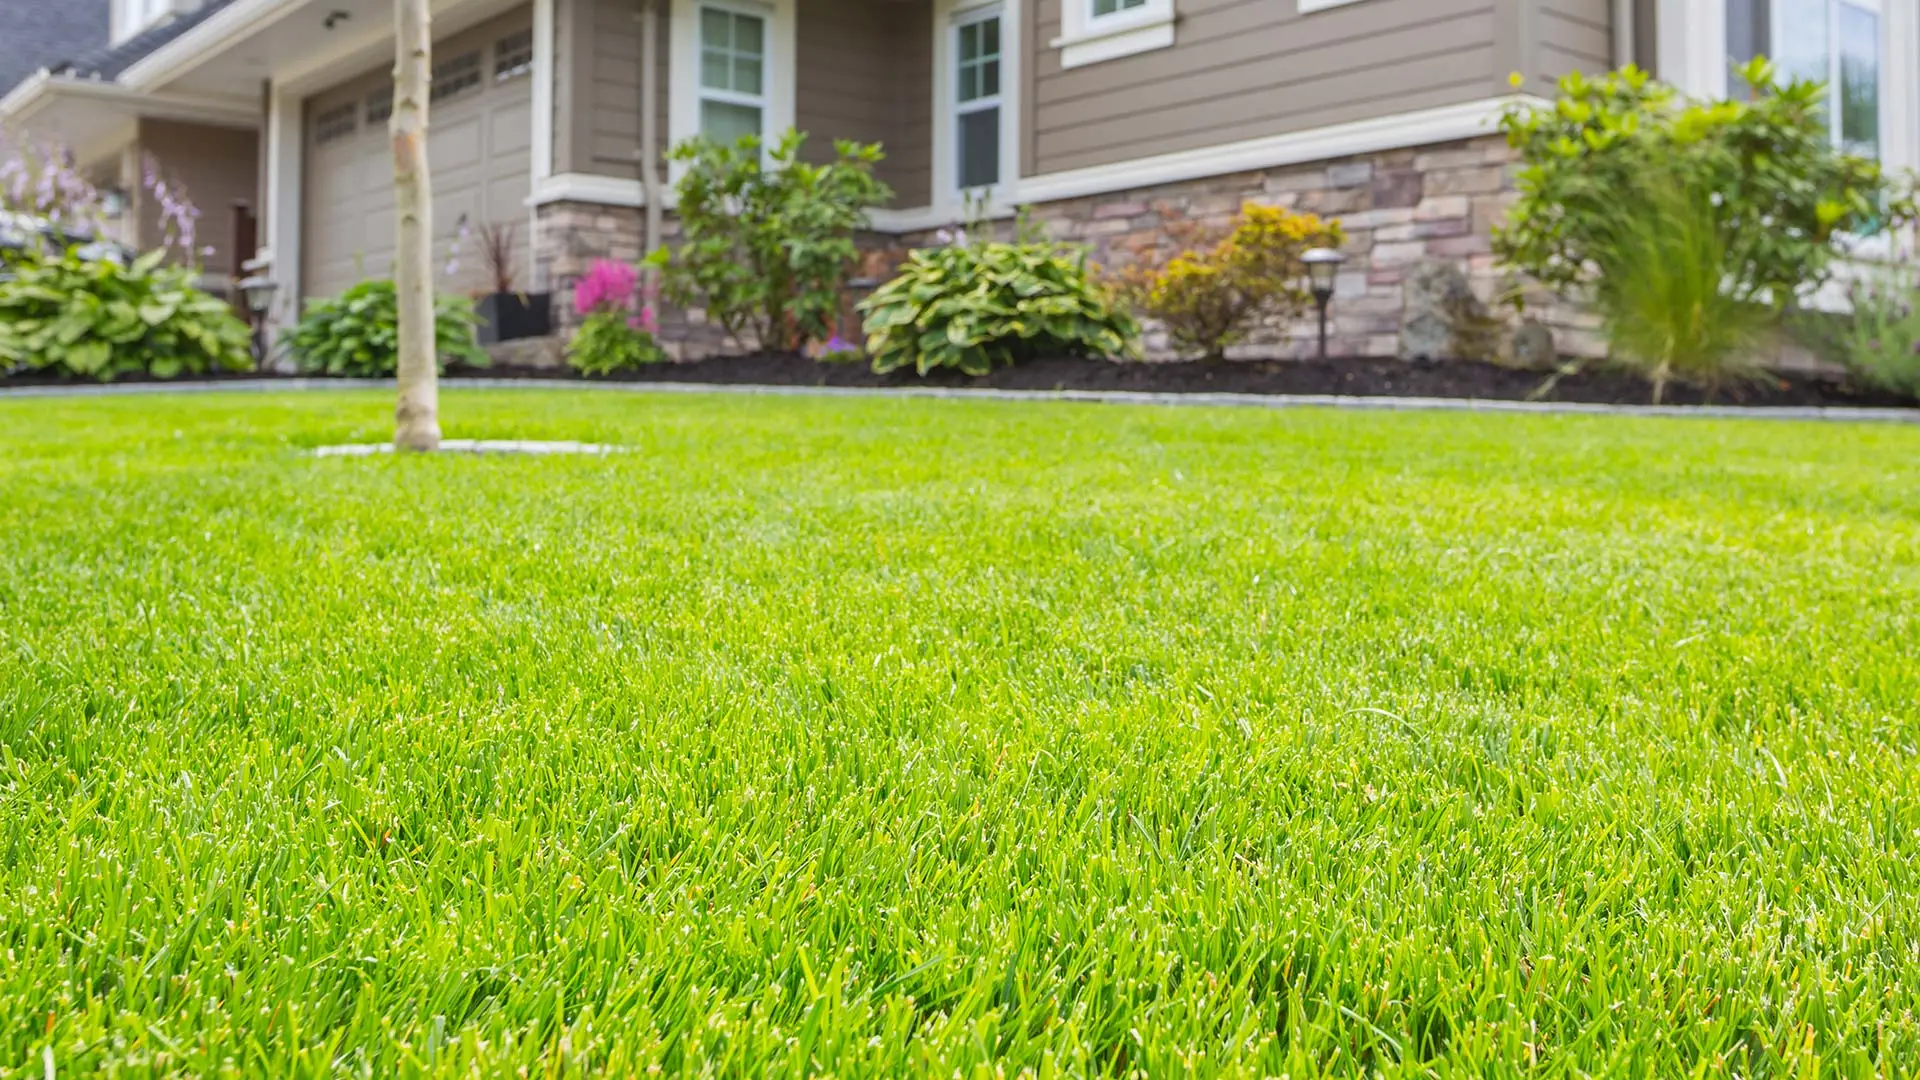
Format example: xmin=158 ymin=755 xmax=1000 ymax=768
xmin=495 ymin=29 xmax=535 ymax=81
xmin=953 ymin=10 xmax=1002 ymax=190
xmin=1052 ymin=0 xmax=1173 ymax=68
xmin=429 ymin=51 xmax=482 ymax=103
xmin=364 ymin=88 xmax=392 ymax=126
xmin=1727 ymin=0 xmax=1881 ymax=156
xmin=698 ymin=5 xmax=767 ymax=143
xmin=313 ymin=103 xmax=357 ymax=144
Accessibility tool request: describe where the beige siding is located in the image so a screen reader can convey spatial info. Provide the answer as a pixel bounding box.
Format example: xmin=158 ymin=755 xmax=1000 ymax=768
xmin=137 ymin=119 xmax=258 ymax=275
xmin=795 ymin=0 xmax=932 ymax=206
xmin=555 ymin=0 xmax=669 ymax=179
xmin=1535 ymin=0 xmax=1615 ymax=85
xmin=1030 ymin=0 xmax=1502 ymax=176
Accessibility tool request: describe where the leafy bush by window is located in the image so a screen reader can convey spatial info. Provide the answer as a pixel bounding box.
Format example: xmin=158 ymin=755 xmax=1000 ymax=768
xmin=566 ymin=258 xmax=664 ymax=376
xmin=1497 ymin=61 xmax=1912 ymax=307
xmin=646 ymin=130 xmax=890 ymax=352
xmin=283 ymin=278 xmax=487 ymax=378
xmin=1113 ymin=203 xmax=1344 ymax=360
xmin=859 ymin=242 xmax=1139 ymax=375
xmin=0 ymin=246 xmax=251 ymax=381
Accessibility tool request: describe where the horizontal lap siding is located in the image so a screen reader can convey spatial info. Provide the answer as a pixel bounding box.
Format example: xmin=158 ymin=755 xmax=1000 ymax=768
xmin=1031 ymin=0 xmax=1500 ymax=177
xmin=556 ymin=0 xmax=669 ymax=179
xmin=138 ymin=118 xmax=258 ymax=274
xmin=1536 ymin=0 xmax=1614 ymax=84
xmin=796 ymin=0 xmax=932 ymax=208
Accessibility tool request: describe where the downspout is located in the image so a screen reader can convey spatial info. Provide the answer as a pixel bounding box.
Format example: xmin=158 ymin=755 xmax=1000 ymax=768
xmin=1612 ymin=0 xmax=1635 ymax=69
xmin=639 ymin=0 xmax=663 ymax=260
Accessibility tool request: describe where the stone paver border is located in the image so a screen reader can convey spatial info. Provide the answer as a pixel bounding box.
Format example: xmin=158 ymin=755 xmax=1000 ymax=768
xmin=3 ymin=376 xmax=1917 ymax=425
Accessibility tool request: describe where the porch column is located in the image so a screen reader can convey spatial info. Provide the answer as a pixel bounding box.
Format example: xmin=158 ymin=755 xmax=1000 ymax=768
xmin=262 ymin=82 xmax=303 ymax=329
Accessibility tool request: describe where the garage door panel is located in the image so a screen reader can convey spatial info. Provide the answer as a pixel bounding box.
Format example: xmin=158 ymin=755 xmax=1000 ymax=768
xmin=303 ymin=10 xmax=535 ymax=301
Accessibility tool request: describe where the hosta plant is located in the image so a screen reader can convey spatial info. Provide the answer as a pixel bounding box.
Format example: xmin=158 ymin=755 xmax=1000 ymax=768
xmin=859 ymin=242 xmax=1138 ymax=375
xmin=283 ymin=278 xmax=487 ymax=377
xmin=0 ymin=246 xmax=251 ymax=380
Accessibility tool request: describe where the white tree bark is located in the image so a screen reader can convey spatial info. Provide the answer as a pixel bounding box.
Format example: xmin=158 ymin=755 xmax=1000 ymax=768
xmin=391 ymin=0 xmax=440 ymax=450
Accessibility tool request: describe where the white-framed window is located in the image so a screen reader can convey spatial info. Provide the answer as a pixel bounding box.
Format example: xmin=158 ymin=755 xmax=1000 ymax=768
xmin=1051 ymin=0 xmax=1173 ymax=68
xmin=668 ymin=0 xmax=794 ymax=164
xmin=495 ymin=29 xmax=535 ymax=82
xmin=954 ymin=8 xmax=1002 ymax=190
xmin=1727 ymin=0 xmax=1882 ymax=156
xmin=697 ymin=3 xmax=768 ymax=143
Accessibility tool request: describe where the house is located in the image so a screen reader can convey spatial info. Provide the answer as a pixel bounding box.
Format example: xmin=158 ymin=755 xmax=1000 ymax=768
xmin=3 ymin=0 xmax=1917 ymax=358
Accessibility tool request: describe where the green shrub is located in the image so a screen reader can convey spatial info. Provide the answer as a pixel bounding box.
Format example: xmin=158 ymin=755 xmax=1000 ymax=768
xmin=1589 ymin=172 xmax=1772 ymax=401
xmin=1497 ymin=61 xmax=1911 ymax=306
xmin=1806 ymin=265 xmax=1920 ymax=398
xmin=283 ymin=278 xmax=487 ymax=377
xmin=0 ymin=246 xmax=252 ymax=381
xmin=647 ymin=130 xmax=890 ymax=352
xmin=568 ymin=309 xmax=665 ymax=376
xmin=860 ymin=242 xmax=1139 ymax=375
xmin=1113 ymin=203 xmax=1344 ymax=361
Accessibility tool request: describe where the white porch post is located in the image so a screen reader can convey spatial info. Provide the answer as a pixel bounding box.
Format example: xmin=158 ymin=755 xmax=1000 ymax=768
xmin=1657 ymin=0 xmax=1728 ymax=97
xmin=1883 ymin=0 xmax=1920 ymax=174
xmin=263 ymin=82 xmax=303 ymax=330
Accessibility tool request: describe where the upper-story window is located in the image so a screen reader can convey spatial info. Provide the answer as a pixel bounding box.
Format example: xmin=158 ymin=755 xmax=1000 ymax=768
xmin=1728 ymin=0 xmax=1881 ymax=157
xmin=698 ymin=5 xmax=767 ymax=143
xmin=112 ymin=0 xmax=193 ymax=45
xmin=1052 ymin=0 xmax=1173 ymax=68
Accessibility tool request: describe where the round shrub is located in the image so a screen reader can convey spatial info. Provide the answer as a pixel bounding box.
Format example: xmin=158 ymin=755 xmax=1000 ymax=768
xmin=283 ymin=278 xmax=487 ymax=378
xmin=0 ymin=246 xmax=253 ymax=381
xmin=859 ymin=242 xmax=1138 ymax=375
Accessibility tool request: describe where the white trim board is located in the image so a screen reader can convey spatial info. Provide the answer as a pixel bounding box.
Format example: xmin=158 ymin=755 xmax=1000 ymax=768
xmin=1016 ymin=95 xmax=1531 ymax=205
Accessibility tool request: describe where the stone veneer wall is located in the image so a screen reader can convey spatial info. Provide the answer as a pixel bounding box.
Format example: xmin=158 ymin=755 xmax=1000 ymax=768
xmin=534 ymin=134 xmax=1599 ymax=364
xmin=1015 ymin=134 xmax=1597 ymax=362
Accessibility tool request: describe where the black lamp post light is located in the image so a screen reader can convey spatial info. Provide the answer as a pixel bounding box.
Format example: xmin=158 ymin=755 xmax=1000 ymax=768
xmin=1301 ymin=247 xmax=1347 ymax=360
xmin=237 ymin=275 xmax=279 ymax=368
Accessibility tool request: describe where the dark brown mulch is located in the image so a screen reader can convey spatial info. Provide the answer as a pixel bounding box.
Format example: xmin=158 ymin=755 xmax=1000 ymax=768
xmin=454 ymin=353 xmax=1915 ymax=409
xmin=5 ymin=354 xmax=1913 ymax=409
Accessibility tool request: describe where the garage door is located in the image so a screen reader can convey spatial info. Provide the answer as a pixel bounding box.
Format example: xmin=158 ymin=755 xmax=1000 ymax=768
xmin=302 ymin=11 xmax=534 ymax=301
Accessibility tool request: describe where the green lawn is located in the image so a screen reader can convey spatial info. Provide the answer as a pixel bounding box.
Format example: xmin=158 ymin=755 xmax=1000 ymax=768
xmin=3 ymin=389 xmax=1919 ymax=1077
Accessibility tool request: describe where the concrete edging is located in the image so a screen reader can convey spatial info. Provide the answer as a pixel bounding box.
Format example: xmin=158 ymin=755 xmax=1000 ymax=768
xmin=3 ymin=376 xmax=1917 ymax=424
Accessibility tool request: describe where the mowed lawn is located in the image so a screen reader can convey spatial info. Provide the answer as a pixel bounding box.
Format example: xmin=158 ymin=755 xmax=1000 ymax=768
xmin=3 ymin=389 xmax=1919 ymax=1078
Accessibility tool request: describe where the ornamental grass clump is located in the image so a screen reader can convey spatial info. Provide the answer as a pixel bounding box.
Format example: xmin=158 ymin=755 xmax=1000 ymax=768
xmin=567 ymin=258 xmax=664 ymax=376
xmin=1113 ymin=203 xmax=1344 ymax=361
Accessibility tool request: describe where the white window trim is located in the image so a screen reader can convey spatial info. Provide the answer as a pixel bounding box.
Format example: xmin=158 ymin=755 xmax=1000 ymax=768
xmin=1658 ymin=0 xmax=1917 ymax=172
xmin=1052 ymin=0 xmax=1173 ymax=68
xmin=668 ymin=0 xmax=795 ymax=167
xmin=933 ymin=0 xmax=1022 ymax=214
xmin=1298 ymin=0 xmax=1370 ymax=12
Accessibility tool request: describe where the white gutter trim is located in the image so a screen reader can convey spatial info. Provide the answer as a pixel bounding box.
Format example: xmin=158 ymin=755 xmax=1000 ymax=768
xmin=118 ymin=0 xmax=295 ymax=90
xmin=0 ymin=70 xmax=260 ymax=126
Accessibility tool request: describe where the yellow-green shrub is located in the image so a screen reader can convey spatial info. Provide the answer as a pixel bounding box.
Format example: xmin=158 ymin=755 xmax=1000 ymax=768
xmin=1116 ymin=204 xmax=1344 ymax=360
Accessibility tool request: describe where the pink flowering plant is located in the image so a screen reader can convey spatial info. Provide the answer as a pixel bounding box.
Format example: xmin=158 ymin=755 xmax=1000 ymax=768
xmin=566 ymin=258 xmax=665 ymax=376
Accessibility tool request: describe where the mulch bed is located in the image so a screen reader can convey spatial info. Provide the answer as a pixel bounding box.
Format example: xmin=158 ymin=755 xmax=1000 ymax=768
xmin=5 ymin=354 xmax=1913 ymax=409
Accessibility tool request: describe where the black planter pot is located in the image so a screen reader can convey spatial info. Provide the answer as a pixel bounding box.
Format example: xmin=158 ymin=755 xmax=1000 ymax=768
xmin=475 ymin=292 xmax=552 ymax=344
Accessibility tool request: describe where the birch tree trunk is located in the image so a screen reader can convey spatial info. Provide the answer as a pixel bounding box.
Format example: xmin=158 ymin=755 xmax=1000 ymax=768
xmin=391 ymin=0 xmax=440 ymax=451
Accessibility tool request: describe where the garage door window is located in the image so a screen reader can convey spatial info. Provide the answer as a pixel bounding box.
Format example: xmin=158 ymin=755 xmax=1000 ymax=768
xmin=365 ymin=87 xmax=392 ymax=125
xmin=698 ymin=5 xmax=766 ymax=143
xmin=430 ymin=51 xmax=482 ymax=103
xmin=314 ymin=103 xmax=357 ymax=144
xmin=495 ymin=29 xmax=534 ymax=81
